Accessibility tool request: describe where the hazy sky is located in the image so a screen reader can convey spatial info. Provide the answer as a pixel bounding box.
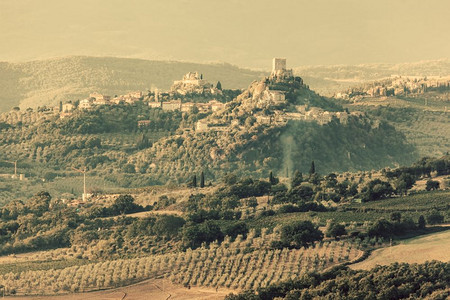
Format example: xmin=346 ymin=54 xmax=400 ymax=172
xmin=1 ymin=0 xmax=449 ymax=69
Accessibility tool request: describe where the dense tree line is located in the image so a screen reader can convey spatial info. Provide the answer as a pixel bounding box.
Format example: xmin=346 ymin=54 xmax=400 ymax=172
xmin=384 ymin=156 xmax=450 ymax=179
xmin=226 ymin=261 xmax=450 ymax=300
xmin=0 ymin=93 xmax=421 ymax=189
xmin=271 ymin=221 xmax=323 ymax=249
xmin=0 ymin=192 xmax=180 ymax=256
xmin=60 ymin=104 xmax=182 ymax=134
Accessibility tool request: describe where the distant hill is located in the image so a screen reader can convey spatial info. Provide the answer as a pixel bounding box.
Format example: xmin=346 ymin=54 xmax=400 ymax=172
xmin=297 ymin=59 xmax=450 ymax=96
xmin=126 ymin=69 xmax=417 ymax=182
xmin=0 ymin=56 xmax=266 ymax=112
xmin=1 ymin=57 xmax=448 ymax=112
xmin=0 ymin=67 xmax=417 ymax=192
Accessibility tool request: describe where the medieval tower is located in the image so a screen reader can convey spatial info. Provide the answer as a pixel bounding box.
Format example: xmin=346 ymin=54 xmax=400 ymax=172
xmin=272 ymin=58 xmax=287 ymax=73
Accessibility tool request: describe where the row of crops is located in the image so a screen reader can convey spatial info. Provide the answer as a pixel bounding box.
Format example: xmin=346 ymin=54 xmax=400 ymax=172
xmin=0 ymin=233 xmax=362 ymax=295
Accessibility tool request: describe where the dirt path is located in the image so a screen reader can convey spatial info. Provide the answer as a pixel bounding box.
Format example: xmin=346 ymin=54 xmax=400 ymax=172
xmin=4 ymin=279 xmax=235 ymax=300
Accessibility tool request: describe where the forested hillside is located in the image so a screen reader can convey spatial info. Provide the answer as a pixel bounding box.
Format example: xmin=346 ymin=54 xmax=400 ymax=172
xmin=0 ymin=69 xmax=418 ymax=193
xmin=135 ymin=117 xmax=415 ymax=182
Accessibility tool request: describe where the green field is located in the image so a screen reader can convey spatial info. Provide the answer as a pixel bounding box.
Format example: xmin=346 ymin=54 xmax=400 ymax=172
xmin=0 ymin=175 xmax=121 ymax=205
xmin=349 ymin=104 xmax=450 ymax=158
xmin=249 ymin=190 xmax=450 ymax=229
xmin=347 ymin=190 xmax=449 ymax=212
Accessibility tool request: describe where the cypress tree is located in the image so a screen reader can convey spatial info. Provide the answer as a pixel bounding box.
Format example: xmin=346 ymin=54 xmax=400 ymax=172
xmin=200 ymin=171 xmax=205 ymax=188
xmin=269 ymin=171 xmax=278 ymax=185
xmin=309 ymin=161 xmax=316 ymax=175
xmin=418 ymin=215 xmax=426 ymax=229
xmin=216 ymin=81 xmax=222 ymax=90
xmin=291 ymin=170 xmax=303 ymax=188
xmin=192 ymin=175 xmax=197 ymax=188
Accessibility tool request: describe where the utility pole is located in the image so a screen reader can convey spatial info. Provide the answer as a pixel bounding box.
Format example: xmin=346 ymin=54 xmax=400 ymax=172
xmin=6 ymin=160 xmax=18 ymax=179
xmin=72 ymin=167 xmax=87 ymax=201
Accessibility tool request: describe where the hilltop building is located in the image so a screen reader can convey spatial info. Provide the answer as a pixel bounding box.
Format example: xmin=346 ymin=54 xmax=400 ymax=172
xmin=263 ymin=89 xmax=286 ymax=104
xmin=272 ymin=58 xmax=286 ymax=72
xmin=137 ymin=120 xmax=151 ymax=127
xmin=271 ymin=58 xmax=294 ymax=78
xmin=89 ymin=92 xmax=110 ymax=102
xmin=148 ymin=101 xmax=162 ymax=109
xmin=209 ymin=99 xmax=225 ymax=112
xmin=195 ymin=119 xmax=229 ymax=132
xmin=62 ymin=103 xmax=74 ymax=112
xmin=59 ymin=103 xmax=75 ymax=118
xmin=244 ymin=58 xmax=301 ymax=108
xmin=161 ymin=100 xmax=182 ymax=111
xmin=170 ymin=72 xmax=220 ymax=95
xmin=78 ymin=99 xmax=92 ymax=110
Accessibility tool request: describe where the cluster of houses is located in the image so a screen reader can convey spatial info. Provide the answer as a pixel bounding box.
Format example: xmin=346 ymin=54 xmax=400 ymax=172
xmin=59 ymin=72 xmax=227 ymax=119
xmin=147 ymin=97 xmax=225 ymax=113
xmin=336 ymin=76 xmax=450 ymax=100
xmin=255 ymin=106 xmax=361 ymax=126
xmin=196 ymin=105 xmax=362 ymax=133
xmin=60 ymin=91 xmax=226 ymax=118
xmin=59 ymin=91 xmax=144 ymax=118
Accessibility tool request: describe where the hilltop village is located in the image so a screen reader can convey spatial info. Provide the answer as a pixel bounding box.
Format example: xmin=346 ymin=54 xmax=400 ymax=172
xmin=58 ymin=70 xmax=225 ymax=119
xmin=0 ymin=57 xmax=426 ymax=199
xmin=196 ymin=58 xmax=362 ymax=132
xmin=2 ymin=59 xmax=362 ymax=132
xmin=335 ymin=75 xmax=450 ymax=100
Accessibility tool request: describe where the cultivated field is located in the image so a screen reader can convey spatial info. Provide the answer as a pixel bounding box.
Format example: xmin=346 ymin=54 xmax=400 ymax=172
xmin=0 ymin=232 xmax=362 ymax=296
xmin=350 ymin=229 xmax=450 ymax=270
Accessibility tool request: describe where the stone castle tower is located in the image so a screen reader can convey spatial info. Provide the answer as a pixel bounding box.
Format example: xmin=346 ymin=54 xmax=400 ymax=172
xmin=272 ymin=58 xmax=287 ymax=72
xmin=271 ymin=58 xmax=293 ymax=78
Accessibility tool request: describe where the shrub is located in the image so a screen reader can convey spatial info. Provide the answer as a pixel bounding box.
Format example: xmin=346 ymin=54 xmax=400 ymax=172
xmin=427 ymin=210 xmax=444 ymax=225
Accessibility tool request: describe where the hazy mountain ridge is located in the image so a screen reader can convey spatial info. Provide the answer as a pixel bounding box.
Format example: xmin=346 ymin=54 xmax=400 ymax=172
xmin=296 ymin=59 xmax=450 ymax=80
xmin=0 ymin=56 xmax=266 ymax=112
xmin=296 ymin=59 xmax=450 ymax=95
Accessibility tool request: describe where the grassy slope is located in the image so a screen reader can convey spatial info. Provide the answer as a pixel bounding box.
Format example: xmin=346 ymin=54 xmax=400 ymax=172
xmin=350 ymin=229 xmax=450 ymax=269
xmin=0 ymin=175 xmax=122 ymax=206
xmin=249 ymin=190 xmax=450 ymax=229
xmin=346 ymin=94 xmax=450 ymax=158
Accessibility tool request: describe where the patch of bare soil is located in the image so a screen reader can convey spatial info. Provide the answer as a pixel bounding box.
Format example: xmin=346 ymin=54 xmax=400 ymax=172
xmin=5 ymin=279 xmax=236 ymax=300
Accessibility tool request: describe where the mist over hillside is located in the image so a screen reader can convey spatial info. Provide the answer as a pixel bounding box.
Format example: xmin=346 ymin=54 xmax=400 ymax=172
xmin=0 ymin=56 xmax=266 ymax=112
